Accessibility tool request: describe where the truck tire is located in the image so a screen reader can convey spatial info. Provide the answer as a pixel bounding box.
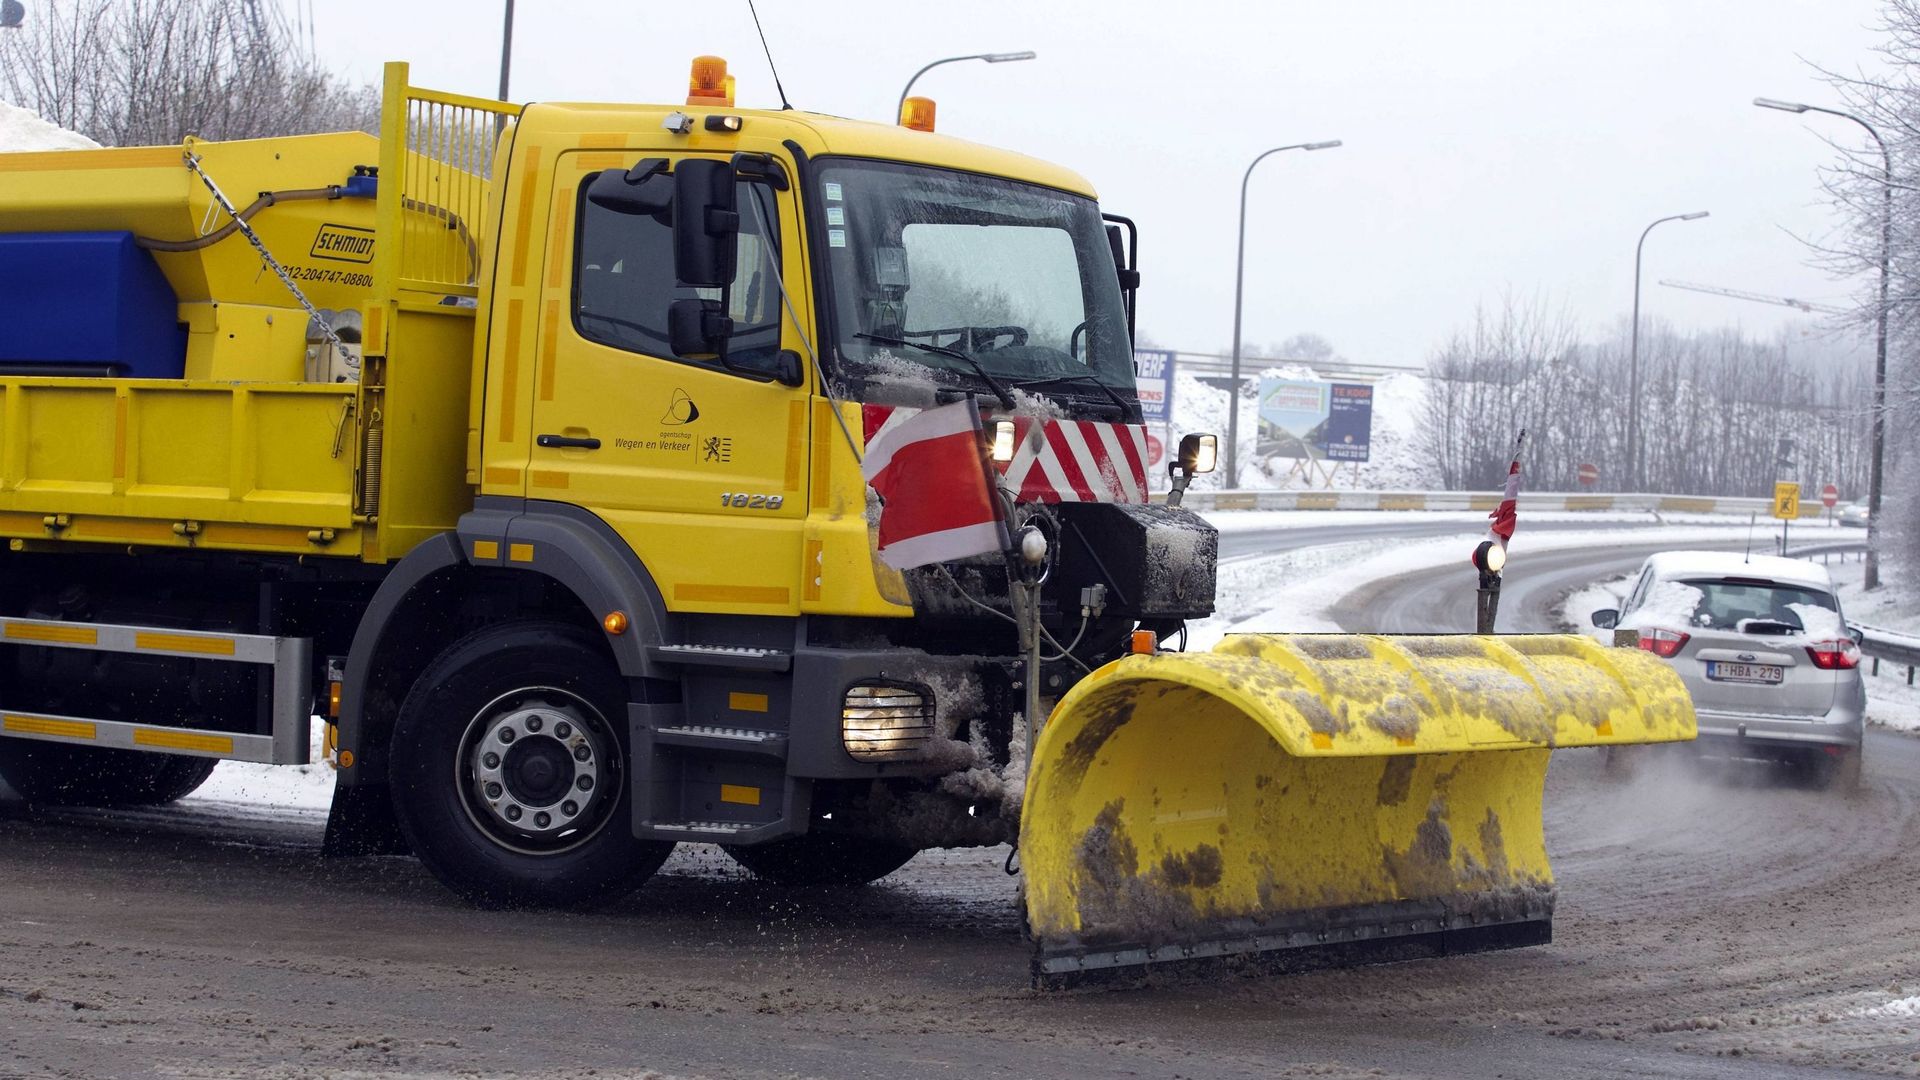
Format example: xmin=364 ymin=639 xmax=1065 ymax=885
xmin=722 ymin=833 xmax=918 ymax=886
xmin=0 ymin=741 xmax=219 ymax=807
xmin=388 ymin=620 xmax=673 ymax=909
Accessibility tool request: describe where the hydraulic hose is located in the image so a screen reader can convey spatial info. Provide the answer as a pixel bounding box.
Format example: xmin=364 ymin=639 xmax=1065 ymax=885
xmin=134 ymin=187 xmax=345 ymax=252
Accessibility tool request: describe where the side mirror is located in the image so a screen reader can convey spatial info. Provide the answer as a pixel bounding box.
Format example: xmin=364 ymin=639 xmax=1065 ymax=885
xmin=1105 ymin=224 xmax=1139 ymax=291
xmin=1590 ymin=609 xmax=1619 ymax=630
xmin=669 ymin=298 xmax=731 ymax=361
xmin=1850 ymin=624 xmax=1866 ymax=646
xmin=673 ymin=158 xmax=739 ymax=288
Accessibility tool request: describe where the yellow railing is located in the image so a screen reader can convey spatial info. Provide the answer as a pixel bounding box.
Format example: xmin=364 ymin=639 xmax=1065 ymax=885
xmin=372 ymin=62 xmax=522 ymax=298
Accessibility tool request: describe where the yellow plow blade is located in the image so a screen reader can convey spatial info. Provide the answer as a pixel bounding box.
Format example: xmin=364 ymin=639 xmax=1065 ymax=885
xmin=1020 ymin=633 xmax=1694 ymax=987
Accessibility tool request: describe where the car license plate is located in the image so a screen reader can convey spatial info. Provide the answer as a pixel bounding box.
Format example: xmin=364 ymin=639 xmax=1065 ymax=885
xmin=1706 ymin=661 xmax=1784 ymax=684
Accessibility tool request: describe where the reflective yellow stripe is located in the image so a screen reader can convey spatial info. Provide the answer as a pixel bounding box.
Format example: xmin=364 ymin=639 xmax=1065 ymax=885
xmin=728 ymin=692 xmax=769 ymax=713
xmin=4 ymin=715 xmax=95 ymax=740
xmin=5 ymin=623 xmax=98 ymax=645
xmin=719 ymin=784 xmax=761 ymax=806
xmin=675 ymin=584 xmax=791 ymax=606
xmin=473 ymin=540 xmax=500 ymax=560
xmin=133 ymin=728 xmax=233 ymax=754
xmin=135 ymin=632 xmax=235 ymax=656
xmin=508 ymin=543 xmax=535 ymax=563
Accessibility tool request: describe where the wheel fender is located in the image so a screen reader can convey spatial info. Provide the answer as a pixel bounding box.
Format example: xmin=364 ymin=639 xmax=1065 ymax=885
xmin=473 ymin=502 xmax=677 ymax=680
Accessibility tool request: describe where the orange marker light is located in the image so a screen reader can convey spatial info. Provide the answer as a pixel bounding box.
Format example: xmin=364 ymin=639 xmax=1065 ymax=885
xmin=898 ymin=96 xmax=937 ymax=132
xmin=1129 ymin=629 xmax=1158 ymax=654
xmin=328 ymin=680 xmax=343 ymax=718
xmin=687 ymin=55 xmax=736 ymax=107
xmin=337 ymin=749 xmax=355 ymax=769
xmin=603 ymin=610 xmax=630 ymax=636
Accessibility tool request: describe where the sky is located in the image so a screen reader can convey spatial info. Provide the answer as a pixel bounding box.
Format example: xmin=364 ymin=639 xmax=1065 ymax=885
xmin=302 ymin=0 xmax=1889 ymax=369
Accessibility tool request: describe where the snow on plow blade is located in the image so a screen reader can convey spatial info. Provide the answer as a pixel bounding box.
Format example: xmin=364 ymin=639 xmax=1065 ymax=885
xmin=1020 ymin=633 xmax=1694 ymax=988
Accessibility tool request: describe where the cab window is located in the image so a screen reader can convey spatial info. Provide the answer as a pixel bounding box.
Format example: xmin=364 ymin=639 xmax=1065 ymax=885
xmin=572 ymin=175 xmax=782 ymax=369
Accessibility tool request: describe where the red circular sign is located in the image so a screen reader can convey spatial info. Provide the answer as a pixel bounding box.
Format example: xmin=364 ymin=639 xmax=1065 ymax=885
xmin=1821 ymin=483 xmax=1839 ymax=508
xmin=1145 ymin=432 xmax=1164 ymax=468
xmin=1577 ymin=463 xmax=1599 ymax=486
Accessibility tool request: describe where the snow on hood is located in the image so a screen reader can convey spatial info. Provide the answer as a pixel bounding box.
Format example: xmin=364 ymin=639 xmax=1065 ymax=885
xmin=0 ymin=102 xmax=98 ymax=152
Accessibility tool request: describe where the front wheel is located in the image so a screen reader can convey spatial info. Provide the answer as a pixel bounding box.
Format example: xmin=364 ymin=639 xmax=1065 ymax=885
xmin=722 ymin=832 xmax=918 ymax=886
xmin=389 ymin=620 xmax=673 ymax=909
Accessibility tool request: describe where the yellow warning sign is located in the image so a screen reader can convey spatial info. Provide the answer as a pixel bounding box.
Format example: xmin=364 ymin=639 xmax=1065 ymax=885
xmin=1772 ymin=481 xmax=1801 ymax=520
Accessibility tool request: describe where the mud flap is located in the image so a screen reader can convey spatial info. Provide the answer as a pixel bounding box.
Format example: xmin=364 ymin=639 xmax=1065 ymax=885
xmin=1020 ymin=634 xmax=1695 ymax=988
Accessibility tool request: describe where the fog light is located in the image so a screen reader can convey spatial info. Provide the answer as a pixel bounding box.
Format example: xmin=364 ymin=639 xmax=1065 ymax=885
xmin=843 ymin=684 xmax=934 ymax=762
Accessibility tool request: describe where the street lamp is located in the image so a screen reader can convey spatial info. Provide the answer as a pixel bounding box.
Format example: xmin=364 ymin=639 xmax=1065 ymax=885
xmin=497 ymin=0 xmax=515 ymax=101
xmin=1755 ymin=95 xmax=1893 ymax=589
xmin=1224 ymin=140 xmax=1342 ymax=488
xmin=1627 ymin=210 xmax=1709 ymax=492
xmin=896 ymin=51 xmax=1035 ymax=124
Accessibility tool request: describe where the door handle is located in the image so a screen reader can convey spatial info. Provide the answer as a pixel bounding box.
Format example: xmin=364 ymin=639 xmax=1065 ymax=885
xmin=537 ymin=434 xmax=601 ymax=450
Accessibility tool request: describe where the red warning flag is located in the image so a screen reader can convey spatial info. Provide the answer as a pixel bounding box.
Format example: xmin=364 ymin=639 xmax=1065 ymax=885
xmin=861 ymin=399 xmax=1009 ymax=570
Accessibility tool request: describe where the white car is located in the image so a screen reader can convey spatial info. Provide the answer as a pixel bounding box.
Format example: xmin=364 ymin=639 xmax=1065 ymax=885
xmin=1589 ymin=551 xmax=1866 ymax=790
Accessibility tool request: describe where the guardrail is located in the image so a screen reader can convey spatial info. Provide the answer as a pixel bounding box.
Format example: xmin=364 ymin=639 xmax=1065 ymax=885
xmin=1179 ymin=488 xmax=1850 ymax=519
xmin=1853 ymin=622 xmax=1920 ymax=686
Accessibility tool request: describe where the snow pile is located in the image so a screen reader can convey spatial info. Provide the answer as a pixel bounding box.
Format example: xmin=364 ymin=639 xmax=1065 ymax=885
xmin=1853 ymin=995 xmax=1920 ymax=1019
xmin=1168 ymin=365 xmax=1439 ymax=492
xmin=0 ymin=102 xmax=98 ymax=152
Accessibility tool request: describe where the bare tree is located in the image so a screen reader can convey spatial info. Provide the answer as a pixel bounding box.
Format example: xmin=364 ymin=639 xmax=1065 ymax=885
xmin=0 ymin=0 xmax=375 ymax=147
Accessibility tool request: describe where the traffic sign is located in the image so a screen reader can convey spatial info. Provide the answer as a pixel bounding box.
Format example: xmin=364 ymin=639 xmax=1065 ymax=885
xmin=1772 ymin=481 xmax=1801 ymax=520
xmin=1576 ymin=463 xmax=1599 ymax=486
xmin=1145 ymin=431 xmax=1164 ymax=468
xmin=1821 ymin=483 xmax=1839 ymax=509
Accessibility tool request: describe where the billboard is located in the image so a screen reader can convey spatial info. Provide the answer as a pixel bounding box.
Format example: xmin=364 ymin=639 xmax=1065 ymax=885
xmin=1255 ymin=377 xmax=1373 ymax=462
xmin=1132 ymin=348 xmax=1174 ymax=424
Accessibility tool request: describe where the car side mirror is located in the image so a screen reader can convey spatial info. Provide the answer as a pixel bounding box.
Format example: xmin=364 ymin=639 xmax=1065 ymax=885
xmin=673 ymin=158 xmax=739 ymax=288
xmin=1850 ymin=624 xmax=1866 ymax=646
xmin=1590 ymin=608 xmax=1619 ymax=630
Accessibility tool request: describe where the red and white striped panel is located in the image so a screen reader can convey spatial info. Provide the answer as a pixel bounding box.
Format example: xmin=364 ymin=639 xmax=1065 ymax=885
xmin=861 ymin=405 xmax=1149 ymax=504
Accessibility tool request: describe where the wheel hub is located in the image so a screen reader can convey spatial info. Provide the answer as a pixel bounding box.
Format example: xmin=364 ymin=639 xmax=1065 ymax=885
xmin=463 ymin=691 xmax=607 ymax=849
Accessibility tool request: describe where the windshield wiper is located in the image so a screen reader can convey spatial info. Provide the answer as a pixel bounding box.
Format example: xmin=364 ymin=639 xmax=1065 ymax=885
xmin=1013 ymin=372 xmax=1130 ymax=416
xmin=854 ymin=332 xmax=1016 ymax=409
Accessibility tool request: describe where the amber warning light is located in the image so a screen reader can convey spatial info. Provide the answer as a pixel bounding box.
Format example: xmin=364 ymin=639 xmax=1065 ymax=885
xmin=688 ymin=55 xmax=735 ymax=107
xmin=899 ymin=96 xmax=937 ymax=132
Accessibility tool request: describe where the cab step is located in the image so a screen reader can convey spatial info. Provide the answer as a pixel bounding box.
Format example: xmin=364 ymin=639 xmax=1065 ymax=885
xmin=652 ymin=724 xmax=788 ymax=760
xmin=648 ymin=644 xmax=792 ymax=672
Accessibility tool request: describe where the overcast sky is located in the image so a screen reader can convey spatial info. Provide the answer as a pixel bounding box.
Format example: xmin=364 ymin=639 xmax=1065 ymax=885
xmin=310 ymin=0 xmax=1887 ymax=368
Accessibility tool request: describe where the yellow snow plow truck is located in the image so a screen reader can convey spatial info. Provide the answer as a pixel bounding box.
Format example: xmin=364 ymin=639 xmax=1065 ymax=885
xmin=0 ymin=60 xmax=1693 ymax=986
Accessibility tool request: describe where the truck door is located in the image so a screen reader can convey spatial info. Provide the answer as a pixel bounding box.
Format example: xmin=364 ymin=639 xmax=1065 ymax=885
xmin=525 ymin=151 xmax=810 ymax=616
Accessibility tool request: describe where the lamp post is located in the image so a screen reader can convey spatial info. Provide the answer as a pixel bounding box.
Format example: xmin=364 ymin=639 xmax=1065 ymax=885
xmin=1755 ymin=96 xmax=1893 ymax=589
xmin=1628 ymin=211 xmax=1709 ymax=492
xmin=1224 ymin=140 xmax=1342 ymax=489
xmin=896 ymin=51 xmax=1035 ymax=124
xmin=497 ymin=0 xmax=516 ymax=102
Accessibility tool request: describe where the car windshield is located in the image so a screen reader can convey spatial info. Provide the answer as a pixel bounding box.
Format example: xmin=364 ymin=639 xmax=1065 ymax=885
xmin=1651 ymin=578 xmax=1843 ymax=634
xmin=817 ymin=158 xmax=1135 ymax=408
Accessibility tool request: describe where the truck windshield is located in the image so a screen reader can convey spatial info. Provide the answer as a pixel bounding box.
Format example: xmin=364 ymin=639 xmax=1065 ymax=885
xmin=816 ymin=158 xmax=1135 ymax=408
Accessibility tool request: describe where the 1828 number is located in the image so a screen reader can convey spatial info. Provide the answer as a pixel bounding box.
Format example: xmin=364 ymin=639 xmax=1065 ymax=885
xmin=720 ymin=493 xmax=785 ymax=510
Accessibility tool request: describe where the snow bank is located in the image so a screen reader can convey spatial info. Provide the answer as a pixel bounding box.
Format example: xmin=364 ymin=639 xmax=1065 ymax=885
xmin=0 ymin=102 xmax=98 ymax=152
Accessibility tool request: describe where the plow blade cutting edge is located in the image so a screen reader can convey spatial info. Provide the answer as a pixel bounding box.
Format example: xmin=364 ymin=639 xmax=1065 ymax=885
xmin=1020 ymin=633 xmax=1695 ymax=988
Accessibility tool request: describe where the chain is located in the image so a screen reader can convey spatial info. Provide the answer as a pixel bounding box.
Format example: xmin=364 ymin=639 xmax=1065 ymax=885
xmin=179 ymin=141 xmax=357 ymax=377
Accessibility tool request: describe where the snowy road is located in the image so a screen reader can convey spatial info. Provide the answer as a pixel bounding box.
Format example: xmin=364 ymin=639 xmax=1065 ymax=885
xmin=0 ymin=520 xmax=1914 ymax=1078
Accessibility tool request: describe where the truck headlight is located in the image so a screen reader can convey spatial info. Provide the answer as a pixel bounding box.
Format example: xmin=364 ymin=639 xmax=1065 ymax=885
xmin=843 ymin=684 xmax=935 ymax=762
